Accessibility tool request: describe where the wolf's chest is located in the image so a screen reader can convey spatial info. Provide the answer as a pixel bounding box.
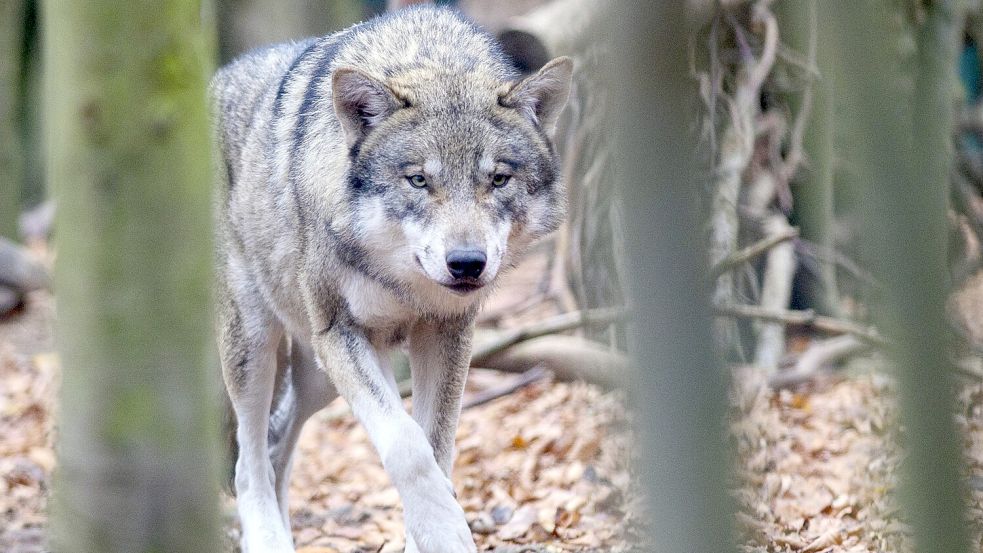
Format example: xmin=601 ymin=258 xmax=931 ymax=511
xmin=339 ymin=271 xmax=416 ymax=330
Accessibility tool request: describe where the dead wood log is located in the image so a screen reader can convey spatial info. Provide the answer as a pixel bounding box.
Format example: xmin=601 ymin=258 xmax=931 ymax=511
xmin=497 ymin=0 xmax=609 ymax=64
xmin=0 ymin=236 xmax=49 ymax=293
xmin=768 ymin=335 xmax=870 ymax=388
xmin=471 ymin=307 xmax=627 ymax=365
xmin=477 ymin=335 xmax=627 ymax=390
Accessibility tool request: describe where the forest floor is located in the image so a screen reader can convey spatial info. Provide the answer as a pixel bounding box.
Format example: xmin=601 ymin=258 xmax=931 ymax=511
xmin=3 ymin=265 xmax=983 ymax=552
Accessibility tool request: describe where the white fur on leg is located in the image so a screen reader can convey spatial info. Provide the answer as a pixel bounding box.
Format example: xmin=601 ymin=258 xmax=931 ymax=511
xmin=233 ymin=346 xmax=296 ymax=553
xmin=356 ymin=403 xmax=476 ymax=553
xmin=235 ymin=432 xmax=296 ymax=553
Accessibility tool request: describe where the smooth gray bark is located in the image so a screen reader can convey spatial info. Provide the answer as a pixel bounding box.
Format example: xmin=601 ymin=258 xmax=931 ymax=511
xmin=0 ymin=0 xmax=27 ymax=238
xmin=610 ymin=2 xmax=734 ymax=551
xmin=829 ymin=2 xmax=971 ymax=552
xmin=45 ymin=1 xmax=221 ymax=551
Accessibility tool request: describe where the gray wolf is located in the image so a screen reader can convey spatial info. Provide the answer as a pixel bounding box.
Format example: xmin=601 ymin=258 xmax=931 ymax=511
xmin=210 ymin=6 xmax=571 ymax=552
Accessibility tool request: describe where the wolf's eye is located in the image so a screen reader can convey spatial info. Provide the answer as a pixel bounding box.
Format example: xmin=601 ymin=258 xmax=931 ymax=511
xmin=406 ymin=174 xmax=428 ymax=188
xmin=491 ymin=174 xmax=511 ymax=188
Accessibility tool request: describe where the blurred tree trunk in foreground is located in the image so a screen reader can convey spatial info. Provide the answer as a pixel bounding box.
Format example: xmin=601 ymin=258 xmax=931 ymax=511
xmin=0 ymin=0 xmax=27 ymax=238
xmin=44 ymin=0 xmax=221 ymax=551
xmin=829 ymin=2 xmax=970 ymax=553
xmin=217 ymin=0 xmax=362 ymax=62
xmin=611 ymin=2 xmax=734 ymax=551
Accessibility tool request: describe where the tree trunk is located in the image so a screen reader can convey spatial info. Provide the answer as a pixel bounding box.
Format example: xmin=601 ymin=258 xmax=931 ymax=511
xmin=610 ymin=2 xmax=734 ymax=551
xmin=829 ymin=2 xmax=970 ymax=553
xmin=44 ymin=1 xmax=221 ymax=551
xmin=0 ymin=0 xmax=27 ymax=238
xmin=217 ymin=0 xmax=363 ymax=62
xmin=776 ymin=0 xmax=840 ymax=316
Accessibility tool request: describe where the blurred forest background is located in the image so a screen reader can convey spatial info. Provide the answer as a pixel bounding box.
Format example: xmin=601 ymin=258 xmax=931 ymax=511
xmin=2 ymin=0 xmax=983 ymax=552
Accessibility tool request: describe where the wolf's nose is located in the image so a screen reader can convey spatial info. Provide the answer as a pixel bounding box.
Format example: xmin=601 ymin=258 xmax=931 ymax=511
xmin=446 ymin=249 xmax=486 ymax=280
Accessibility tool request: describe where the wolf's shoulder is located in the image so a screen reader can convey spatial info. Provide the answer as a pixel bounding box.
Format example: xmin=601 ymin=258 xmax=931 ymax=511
xmin=210 ymin=39 xmax=316 ymax=108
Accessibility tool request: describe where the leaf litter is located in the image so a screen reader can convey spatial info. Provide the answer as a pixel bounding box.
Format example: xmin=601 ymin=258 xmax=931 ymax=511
xmin=3 ymin=290 xmax=983 ymax=551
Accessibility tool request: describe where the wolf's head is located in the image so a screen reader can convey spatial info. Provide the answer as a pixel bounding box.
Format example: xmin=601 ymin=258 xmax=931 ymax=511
xmin=332 ymin=56 xmax=573 ymax=305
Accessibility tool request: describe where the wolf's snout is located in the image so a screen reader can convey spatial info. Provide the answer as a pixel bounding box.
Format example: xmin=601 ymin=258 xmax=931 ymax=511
xmin=446 ymin=249 xmax=486 ymax=280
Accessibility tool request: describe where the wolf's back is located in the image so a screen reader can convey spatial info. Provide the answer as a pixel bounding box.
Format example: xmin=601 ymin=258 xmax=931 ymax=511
xmin=209 ymin=40 xmax=315 ymax=191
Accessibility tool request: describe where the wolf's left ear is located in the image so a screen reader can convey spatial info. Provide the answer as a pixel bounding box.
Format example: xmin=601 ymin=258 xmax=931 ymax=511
xmin=500 ymin=56 xmax=573 ymax=135
xmin=332 ymin=67 xmax=403 ymax=148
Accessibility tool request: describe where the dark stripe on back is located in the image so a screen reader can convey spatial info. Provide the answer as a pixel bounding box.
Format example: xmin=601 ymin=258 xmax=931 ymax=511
xmin=286 ymin=38 xmax=345 ymax=254
xmin=272 ymin=39 xmax=321 ymax=119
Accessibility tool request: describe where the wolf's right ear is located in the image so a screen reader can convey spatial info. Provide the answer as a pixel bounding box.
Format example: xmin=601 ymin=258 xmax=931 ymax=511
xmin=332 ymin=68 xmax=402 ymax=148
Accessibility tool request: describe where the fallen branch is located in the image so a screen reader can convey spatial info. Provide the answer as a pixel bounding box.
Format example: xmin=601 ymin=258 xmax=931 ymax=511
xmin=478 ymin=334 xmax=627 ymax=390
xmin=462 ymin=365 xmax=550 ymax=410
xmin=714 ymin=303 xmax=885 ymax=346
xmin=471 ymin=307 xmax=627 ymax=365
xmin=710 ymin=225 xmax=799 ymax=278
xmin=768 ymin=335 xmax=871 ymax=388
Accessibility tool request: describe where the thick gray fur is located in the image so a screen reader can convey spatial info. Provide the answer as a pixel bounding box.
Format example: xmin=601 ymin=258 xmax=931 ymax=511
xmin=210 ymin=6 xmax=571 ymax=552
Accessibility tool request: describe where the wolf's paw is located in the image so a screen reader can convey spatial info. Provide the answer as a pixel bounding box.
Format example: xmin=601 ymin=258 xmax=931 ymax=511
xmin=241 ymin=531 xmax=295 ymax=553
xmin=239 ymin=508 xmax=295 ymax=553
xmin=404 ymin=492 xmax=476 ymax=553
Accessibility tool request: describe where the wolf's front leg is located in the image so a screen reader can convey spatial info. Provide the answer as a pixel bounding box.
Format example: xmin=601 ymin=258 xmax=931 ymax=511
xmin=407 ymin=318 xmax=472 ymax=475
xmin=404 ymin=318 xmax=473 ymax=553
xmin=311 ymin=320 xmax=477 ymax=553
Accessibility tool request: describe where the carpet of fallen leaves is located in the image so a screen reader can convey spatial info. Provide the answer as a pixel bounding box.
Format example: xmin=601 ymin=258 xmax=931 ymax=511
xmin=4 ymin=290 xmax=983 ymax=551
xmin=268 ymin=375 xmax=637 ymax=553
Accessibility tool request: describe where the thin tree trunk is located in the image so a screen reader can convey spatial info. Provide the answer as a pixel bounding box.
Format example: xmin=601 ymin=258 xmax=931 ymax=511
xmin=0 ymin=0 xmax=27 ymax=238
xmin=45 ymin=1 xmax=221 ymax=551
xmin=611 ymin=2 xmax=734 ymax=551
xmin=829 ymin=2 xmax=970 ymax=553
xmin=777 ymin=0 xmax=840 ymax=317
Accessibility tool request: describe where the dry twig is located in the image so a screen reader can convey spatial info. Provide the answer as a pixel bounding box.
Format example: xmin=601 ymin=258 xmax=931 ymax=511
xmin=714 ymin=303 xmax=885 ymax=345
xmin=462 ymin=365 xmax=550 ymax=410
xmin=710 ymin=226 xmax=799 ymax=278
